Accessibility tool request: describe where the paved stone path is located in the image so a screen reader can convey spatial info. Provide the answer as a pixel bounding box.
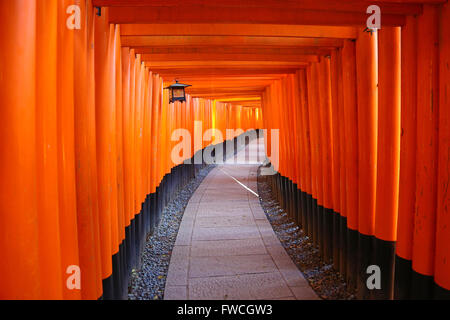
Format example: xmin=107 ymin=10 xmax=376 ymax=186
xmin=164 ymin=138 xmax=319 ymax=300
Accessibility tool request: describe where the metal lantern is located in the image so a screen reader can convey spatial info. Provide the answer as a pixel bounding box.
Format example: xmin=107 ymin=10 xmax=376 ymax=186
xmin=164 ymin=80 xmax=191 ymax=103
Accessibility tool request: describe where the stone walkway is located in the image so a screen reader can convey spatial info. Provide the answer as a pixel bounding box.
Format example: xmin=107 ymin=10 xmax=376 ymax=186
xmin=164 ymin=138 xmax=319 ymax=300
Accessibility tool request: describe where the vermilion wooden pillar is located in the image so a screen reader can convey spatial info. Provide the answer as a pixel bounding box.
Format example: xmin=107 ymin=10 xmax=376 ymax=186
xmin=129 ymin=50 xmax=136 ymax=226
xmin=394 ymin=17 xmax=417 ymax=299
xmin=374 ymin=26 xmax=401 ymax=300
xmin=121 ymin=47 xmax=131 ymax=236
xmin=115 ymin=26 xmax=125 ymax=244
xmin=57 ymin=0 xmax=81 ymax=300
xmin=433 ymin=1 xmax=450 ymax=299
xmin=318 ymin=57 xmax=334 ymax=263
xmin=341 ymin=40 xmax=358 ymax=288
xmin=288 ymin=75 xmax=298 ymax=222
xmin=299 ymin=69 xmax=312 ymax=237
xmin=74 ymin=0 xmax=102 ymax=299
xmin=107 ymin=23 xmax=121 ymax=299
xmin=133 ymin=57 xmax=144 ymax=268
xmin=89 ymin=2 xmax=104 ymax=299
xmin=94 ymin=12 xmax=115 ymax=299
xmin=114 ymin=25 xmax=127 ymax=299
xmin=121 ymin=47 xmax=135 ymax=281
xmin=156 ymin=75 xmax=163 ymax=190
xmin=0 ymin=0 xmax=40 ymax=300
xmin=151 ymin=74 xmax=160 ymax=195
xmin=287 ymin=74 xmax=299 ymax=224
xmin=330 ymin=49 xmax=342 ymax=271
xmin=293 ymin=71 xmax=304 ymax=228
xmin=286 ymin=76 xmax=296 ymax=220
xmin=127 ymin=50 xmax=138 ymax=273
xmin=36 ymin=0 xmax=63 ymax=299
xmin=294 ymin=72 xmax=304 ymax=227
xmin=395 ymin=14 xmax=418 ymax=300
xmin=134 ymin=55 xmax=143 ymax=216
xmin=355 ymin=28 xmax=378 ymax=298
xmin=412 ymin=5 xmax=440 ymax=300
xmin=273 ymin=81 xmax=284 ymax=206
xmin=306 ymin=64 xmax=319 ymax=247
xmin=336 ymin=47 xmax=348 ymax=278
xmin=313 ymin=62 xmax=324 ymax=254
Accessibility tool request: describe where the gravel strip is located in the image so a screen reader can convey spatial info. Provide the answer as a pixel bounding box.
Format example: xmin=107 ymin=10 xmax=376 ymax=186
xmin=257 ymin=166 xmax=356 ymax=300
xmin=128 ymin=165 xmax=215 ymax=300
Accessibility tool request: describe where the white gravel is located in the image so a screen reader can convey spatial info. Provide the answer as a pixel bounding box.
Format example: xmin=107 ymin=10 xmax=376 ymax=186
xmin=128 ymin=165 xmax=216 ymax=300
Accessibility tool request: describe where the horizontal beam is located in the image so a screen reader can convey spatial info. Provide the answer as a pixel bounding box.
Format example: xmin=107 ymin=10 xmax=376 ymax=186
xmin=132 ymin=46 xmax=332 ymax=55
xmin=216 ymin=97 xmax=261 ymax=102
xmin=145 ymin=62 xmax=309 ymax=69
xmin=228 ymin=104 xmax=262 ymax=108
xmin=95 ymin=1 xmax=423 ymax=15
xmin=152 ymin=67 xmax=300 ymax=76
xmin=162 ymin=75 xmax=285 ymax=81
xmin=166 ymin=79 xmax=275 ymax=87
xmin=120 ymin=24 xmax=358 ymax=39
xmin=141 ymin=53 xmax=319 ymax=63
xmin=187 ymin=86 xmax=268 ymax=93
xmin=188 ymin=91 xmax=267 ymax=96
xmin=224 ymin=99 xmax=262 ymax=104
xmin=109 ymin=7 xmax=406 ymax=26
xmin=190 ymin=93 xmax=263 ymax=99
xmin=121 ymin=36 xmax=344 ymax=47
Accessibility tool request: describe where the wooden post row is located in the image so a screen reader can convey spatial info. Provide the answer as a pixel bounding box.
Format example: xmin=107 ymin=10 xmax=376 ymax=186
xmin=0 ymin=1 xmax=261 ymax=300
xmin=0 ymin=0 xmax=448 ymax=301
xmin=259 ymin=3 xmax=449 ymax=300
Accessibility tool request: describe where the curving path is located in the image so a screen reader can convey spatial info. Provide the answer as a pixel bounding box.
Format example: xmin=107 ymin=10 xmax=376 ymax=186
xmin=164 ymin=138 xmax=319 ymax=300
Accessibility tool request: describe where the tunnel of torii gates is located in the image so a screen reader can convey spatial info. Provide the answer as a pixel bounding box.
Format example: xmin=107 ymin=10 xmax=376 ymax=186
xmin=0 ymin=0 xmax=449 ymax=301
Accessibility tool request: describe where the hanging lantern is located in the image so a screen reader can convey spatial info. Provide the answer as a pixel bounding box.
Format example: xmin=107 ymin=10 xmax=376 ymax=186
xmin=164 ymin=80 xmax=191 ymax=103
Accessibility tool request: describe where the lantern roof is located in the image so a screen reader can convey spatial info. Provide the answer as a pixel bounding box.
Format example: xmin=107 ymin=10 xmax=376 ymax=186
xmin=164 ymin=80 xmax=192 ymax=90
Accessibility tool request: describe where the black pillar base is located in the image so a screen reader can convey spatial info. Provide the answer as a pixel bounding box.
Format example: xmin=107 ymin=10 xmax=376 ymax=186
xmin=339 ymin=216 xmax=347 ymax=278
xmin=434 ymin=282 xmax=450 ymax=300
xmin=317 ymin=204 xmax=323 ymax=254
xmin=312 ymin=198 xmax=318 ymax=247
xmin=323 ymin=207 xmax=333 ymax=264
xmin=356 ymin=233 xmax=374 ymax=299
xmin=371 ymin=238 xmax=396 ymax=300
xmin=411 ymin=269 xmax=434 ymax=299
xmin=346 ymin=228 xmax=358 ymax=291
xmin=306 ymin=194 xmax=313 ymax=239
xmin=102 ymin=274 xmax=114 ymax=300
xmin=332 ymin=211 xmax=340 ymax=271
xmin=394 ymin=255 xmax=412 ymax=300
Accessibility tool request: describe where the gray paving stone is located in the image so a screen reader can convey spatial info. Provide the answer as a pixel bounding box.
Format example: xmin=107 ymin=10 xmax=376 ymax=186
xmin=190 ymin=238 xmax=267 ymax=257
xmin=192 ymin=226 xmax=261 ymax=241
xmin=164 ymin=286 xmax=188 ymax=300
xmin=196 ymin=208 xmax=253 ymax=219
xmin=201 ymin=195 xmax=249 ymax=202
xmin=196 ymin=202 xmax=250 ymax=216
xmin=164 ymin=138 xmax=318 ymax=301
xmin=188 ymin=272 xmax=293 ymax=300
xmin=195 ymin=215 xmax=255 ymax=228
xmin=189 ymin=254 xmax=277 ymax=278
xmin=261 ymin=235 xmax=282 ymax=247
xmin=290 ymin=286 xmax=320 ymax=300
xmin=166 ymin=246 xmax=190 ymax=286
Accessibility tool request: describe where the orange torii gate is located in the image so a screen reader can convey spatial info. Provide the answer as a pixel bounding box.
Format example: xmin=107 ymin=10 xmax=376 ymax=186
xmin=0 ymin=0 xmax=448 ymax=300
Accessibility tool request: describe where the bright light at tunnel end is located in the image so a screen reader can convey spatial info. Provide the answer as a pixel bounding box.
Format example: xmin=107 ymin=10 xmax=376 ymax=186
xmin=170 ymin=122 xmax=279 ymax=174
